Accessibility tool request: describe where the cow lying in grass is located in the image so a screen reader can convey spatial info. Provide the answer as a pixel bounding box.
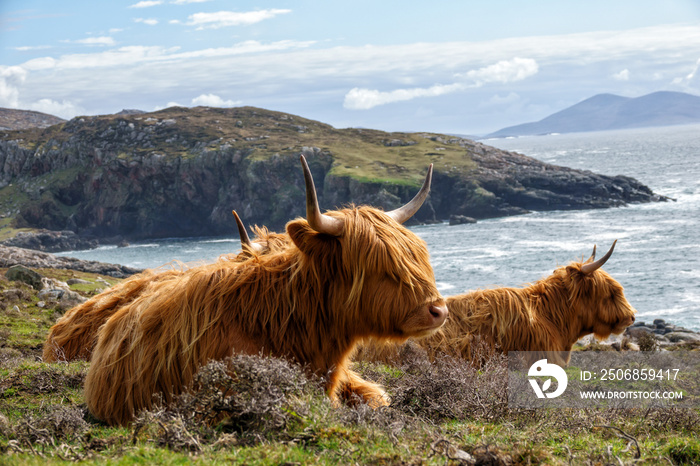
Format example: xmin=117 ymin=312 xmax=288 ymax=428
xmin=358 ymin=242 xmax=636 ymax=366
xmin=82 ymin=156 xmax=447 ymax=426
xmin=42 ymin=211 xmax=287 ymax=364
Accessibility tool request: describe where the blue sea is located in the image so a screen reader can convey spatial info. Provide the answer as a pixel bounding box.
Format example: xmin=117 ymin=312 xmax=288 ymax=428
xmin=57 ymin=124 xmax=700 ymax=331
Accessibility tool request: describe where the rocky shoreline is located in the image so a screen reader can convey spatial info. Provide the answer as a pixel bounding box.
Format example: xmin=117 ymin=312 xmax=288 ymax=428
xmin=0 ymin=244 xmax=141 ymax=278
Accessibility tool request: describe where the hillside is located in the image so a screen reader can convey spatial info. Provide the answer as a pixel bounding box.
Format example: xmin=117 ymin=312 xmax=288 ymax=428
xmin=0 ymin=107 xmax=65 ymax=131
xmin=0 ymin=106 xmax=666 ymax=245
xmin=486 ymin=91 xmax=700 ymax=138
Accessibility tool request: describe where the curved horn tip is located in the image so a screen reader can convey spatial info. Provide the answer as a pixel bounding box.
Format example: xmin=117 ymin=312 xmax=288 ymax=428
xmin=232 ymin=210 xmax=252 ymax=246
xmin=581 ymin=240 xmax=617 ymax=274
xmin=300 ymin=154 xmax=344 ymax=236
xmin=586 ymin=244 xmax=597 ymax=263
xmin=385 ymin=164 xmax=434 ymax=224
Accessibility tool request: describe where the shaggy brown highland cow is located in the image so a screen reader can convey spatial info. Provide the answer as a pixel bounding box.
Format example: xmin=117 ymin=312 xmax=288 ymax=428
xmin=359 ymin=241 xmax=636 ymax=366
xmin=42 ymin=211 xmax=288 ymax=363
xmin=84 ymin=155 xmax=448 ymax=426
xmin=42 ymin=268 xmax=182 ymax=362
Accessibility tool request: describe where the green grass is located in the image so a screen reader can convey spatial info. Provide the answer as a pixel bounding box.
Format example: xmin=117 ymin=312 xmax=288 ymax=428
xmin=0 ymin=266 xmax=698 ymax=464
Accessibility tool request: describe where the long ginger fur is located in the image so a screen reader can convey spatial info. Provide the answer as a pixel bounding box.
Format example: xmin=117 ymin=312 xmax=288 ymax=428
xmin=359 ymin=255 xmax=636 ymax=366
xmin=42 ymin=226 xmax=290 ymax=363
xmin=84 ymin=207 xmax=446 ymax=426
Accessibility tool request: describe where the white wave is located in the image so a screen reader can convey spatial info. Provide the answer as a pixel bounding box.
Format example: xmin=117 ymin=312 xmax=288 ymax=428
xmin=125 ymin=243 xmax=160 ymax=249
xmin=436 ymin=282 xmax=455 ymax=292
xmin=199 ymin=238 xmax=240 ymax=244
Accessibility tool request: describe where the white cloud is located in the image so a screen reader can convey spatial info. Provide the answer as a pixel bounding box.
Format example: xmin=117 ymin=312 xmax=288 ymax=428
xmin=129 ymin=1 xmax=163 ymax=8
xmin=344 ymin=83 xmax=465 ymax=110
xmin=186 ymin=9 xmax=291 ymax=29
xmin=191 ymin=93 xmax=241 ymax=107
xmin=28 ymin=98 xmax=85 ymax=119
xmin=0 ymin=66 xmax=27 ymax=107
xmin=134 ymin=18 xmax=159 ymax=26
xmin=8 ymin=23 xmax=700 ymax=127
xmin=14 ymin=45 xmax=52 ymax=51
xmin=483 ymin=92 xmax=521 ymax=107
xmin=154 ymin=101 xmax=183 ymax=111
xmin=344 ymin=58 xmax=538 ymax=110
xmin=19 ymin=40 xmax=313 ymax=72
xmin=460 ymin=57 xmax=539 ymax=84
xmin=672 ymin=58 xmax=700 ymax=89
xmin=613 ymin=69 xmax=630 ymax=81
xmin=75 ymin=36 xmax=116 ymax=46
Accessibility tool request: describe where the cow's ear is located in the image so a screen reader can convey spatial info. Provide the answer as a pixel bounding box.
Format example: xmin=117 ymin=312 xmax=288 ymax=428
xmin=287 ymin=219 xmax=339 ymax=256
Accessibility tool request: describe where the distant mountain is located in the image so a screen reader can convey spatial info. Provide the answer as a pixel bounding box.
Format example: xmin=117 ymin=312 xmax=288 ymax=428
xmin=0 ymin=108 xmax=65 ymax=131
xmin=486 ymin=91 xmax=700 ymax=138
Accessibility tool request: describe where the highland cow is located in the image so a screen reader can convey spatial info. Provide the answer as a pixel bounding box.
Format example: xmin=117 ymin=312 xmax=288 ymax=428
xmin=84 ymin=155 xmax=448 ymax=426
xmin=42 ymin=211 xmax=286 ymax=364
xmin=359 ymin=242 xmax=636 ymax=366
xmin=43 ymin=268 xmax=182 ymax=362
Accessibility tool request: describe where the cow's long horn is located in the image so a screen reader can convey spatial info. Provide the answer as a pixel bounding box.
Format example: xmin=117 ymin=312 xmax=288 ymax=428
xmin=386 ymin=164 xmax=433 ymax=224
xmin=232 ymin=210 xmax=265 ymax=252
xmin=581 ymin=240 xmax=616 ymax=274
xmin=300 ymin=155 xmax=344 ymax=236
xmin=585 ymin=245 xmax=597 ymax=263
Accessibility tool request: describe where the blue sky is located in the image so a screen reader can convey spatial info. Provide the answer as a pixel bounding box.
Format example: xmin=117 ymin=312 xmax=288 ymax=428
xmin=1 ymin=1 xmax=700 ymax=135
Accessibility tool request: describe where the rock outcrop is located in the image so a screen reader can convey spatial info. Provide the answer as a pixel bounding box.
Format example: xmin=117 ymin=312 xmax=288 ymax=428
xmin=0 ymin=106 xmax=669 ymax=245
xmin=0 ymin=245 xmax=140 ymax=278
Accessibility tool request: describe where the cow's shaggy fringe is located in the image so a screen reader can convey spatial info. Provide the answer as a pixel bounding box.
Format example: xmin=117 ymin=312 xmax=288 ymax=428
xmin=84 ymin=205 xmax=444 ymax=426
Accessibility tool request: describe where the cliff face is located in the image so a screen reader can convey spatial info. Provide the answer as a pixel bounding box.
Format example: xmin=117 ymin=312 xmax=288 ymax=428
xmin=0 ymin=106 xmax=666 ymax=243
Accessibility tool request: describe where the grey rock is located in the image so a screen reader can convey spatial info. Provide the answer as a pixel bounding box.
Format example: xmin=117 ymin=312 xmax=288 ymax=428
xmin=665 ymin=332 xmax=700 ymax=343
xmin=0 ymin=245 xmax=141 ymax=278
xmin=5 ymin=265 xmax=43 ymax=290
xmin=67 ymin=278 xmax=91 ymax=285
xmin=449 ymin=215 xmax=477 ymax=225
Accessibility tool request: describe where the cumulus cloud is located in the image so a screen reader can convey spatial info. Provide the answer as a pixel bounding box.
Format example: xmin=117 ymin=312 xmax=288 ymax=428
xmin=459 ymin=57 xmax=538 ymax=84
xmin=0 ymin=66 xmax=28 ymax=107
xmin=129 ymin=1 xmax=163 ymax=8
xmin=344 ymin=58 xmax=538 ymax=110
xmin=134 ymin=18 xmax=159 ymax=25
xmin=186 ymin=9 xmax=291 ymax=29
xmin=75 ymin=36 xmax=116 ymax=46
xmin=191 ymin=93 xmax=241 ymax=107
xmin=613 ymin=69 xmax=630 ymax=81
xmin=154 ymin=101 xmax=183 ymax=111
xmin=344 ymin=83 xmax=465 ymax=110
xmin=672 ymin=58 xmax=700 ymax=89
xmin=28 ymin=98 xmax=85 ymax=119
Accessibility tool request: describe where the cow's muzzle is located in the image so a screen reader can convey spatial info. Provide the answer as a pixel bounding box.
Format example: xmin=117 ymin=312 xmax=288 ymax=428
xmin=428 ymin=303 xmax=448 ymax=328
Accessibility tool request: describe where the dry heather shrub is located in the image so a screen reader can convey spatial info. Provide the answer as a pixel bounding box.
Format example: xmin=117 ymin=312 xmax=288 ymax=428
xmin=0 ymin=348 xmax=23 ymax=370
xmin=12 ymin=406 xmax=89 ymax=445
xmin=355 ymin=339 xmax=509 ymax=422
xmin=636 ymin=331 xmax=658 ymax=352
xmin=27 ymin=366 xmax=85 ymax=394
xmin=132 ymin=353 xmax=322 ymax=449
